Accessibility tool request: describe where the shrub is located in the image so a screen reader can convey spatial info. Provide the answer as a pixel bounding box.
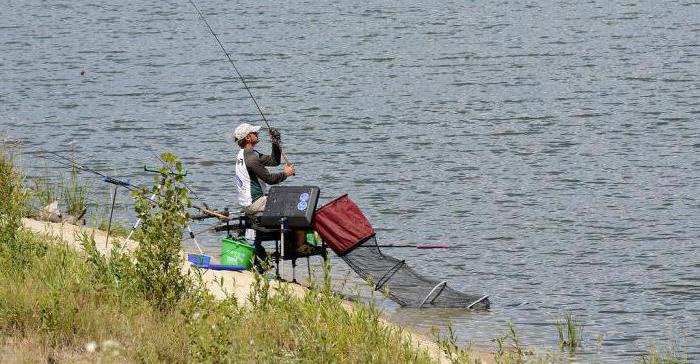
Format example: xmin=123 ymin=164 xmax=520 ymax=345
xmin=131 ymin=153 xmax=192 ymax=310
xmin=0 ymin=147 xmax=29 ymax=247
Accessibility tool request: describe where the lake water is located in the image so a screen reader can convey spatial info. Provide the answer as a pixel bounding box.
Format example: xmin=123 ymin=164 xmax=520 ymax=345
xmin=2 ymin=0 xmax=699 ymax=361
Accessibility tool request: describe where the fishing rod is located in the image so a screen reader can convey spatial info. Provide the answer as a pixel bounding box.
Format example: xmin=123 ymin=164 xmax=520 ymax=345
xmin=36 ymin=152 xmax=226 ymax=246
xmin=186 ymin=0 xmax=292 ymax=166
xmin=40 ymin=151 xmax=140 ymax=192
xmin=41 ymin=151 xmax=231 ymax=220
xmin=37 ymin=151 xmax=141 ymax=247
xmin=359 ymin=244 xmax=450 ymax=249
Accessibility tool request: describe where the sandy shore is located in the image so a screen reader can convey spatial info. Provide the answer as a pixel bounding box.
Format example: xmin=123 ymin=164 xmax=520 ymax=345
xmin=21 ymin=218 xmax=494 ymax=363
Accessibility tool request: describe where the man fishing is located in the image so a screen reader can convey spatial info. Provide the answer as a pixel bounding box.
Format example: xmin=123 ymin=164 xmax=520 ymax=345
xmin=234 ymin=123 xmax=320 ymax=256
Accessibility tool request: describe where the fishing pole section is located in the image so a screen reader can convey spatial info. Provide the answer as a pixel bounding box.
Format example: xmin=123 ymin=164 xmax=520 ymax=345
xmin=185 ymin=0 xmax=293 ymax=168
xmin=33 ymin=151 xmax=228 ymax=254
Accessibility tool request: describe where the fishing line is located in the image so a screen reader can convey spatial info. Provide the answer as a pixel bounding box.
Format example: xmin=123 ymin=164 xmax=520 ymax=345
xmin=186 ymin=0 xmax=292 ymax=165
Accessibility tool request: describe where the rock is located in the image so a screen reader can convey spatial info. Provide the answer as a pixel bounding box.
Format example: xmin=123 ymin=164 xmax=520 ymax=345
xmin=38 ymin=201 xmax=62 ymax=223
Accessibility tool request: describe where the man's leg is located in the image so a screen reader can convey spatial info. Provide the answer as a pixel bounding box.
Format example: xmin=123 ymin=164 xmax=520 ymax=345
xmin=242 ymin=196 xmax=267 ymax=217
xmin=241 ymin=196 xmax=267 ymax=241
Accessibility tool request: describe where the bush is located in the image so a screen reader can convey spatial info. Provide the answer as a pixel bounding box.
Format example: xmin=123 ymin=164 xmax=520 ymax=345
xmin=131 ymin=153 xmax=193 ymax=310
xmin=0 ymin=147 xmax=29 ymax=247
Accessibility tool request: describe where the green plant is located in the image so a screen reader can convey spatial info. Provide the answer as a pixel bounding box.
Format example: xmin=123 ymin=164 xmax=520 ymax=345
xmin=131 ymin=153 xmax=192 ymax=310
xmin=0 ymin=147 xmax=29 ymax=247
xmin=638 ymin=340 xmax=688 ymax=364
xmin=61 ymin=162 xmax=88 ymax=220
xmin=556 ymin=311 xmax=583 ymax=352
xmin=0 ymin=152 xmax=447 ymax=363
xmin=97 ymin=219 xmax=131 ymax=238
xmin=30 ymin=156 xmax=58 ymax=209
xmin=434 ymin=324 xmax=480 ymax=364
xmin=492 ymin=321 xmax=533 ymax=364
xmin=248 ymin=261 xmax=272 ymax=309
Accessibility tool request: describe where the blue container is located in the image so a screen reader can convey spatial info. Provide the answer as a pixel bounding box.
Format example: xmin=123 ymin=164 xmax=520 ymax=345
xmin=188 ymin=253 xmax=211 ymax=267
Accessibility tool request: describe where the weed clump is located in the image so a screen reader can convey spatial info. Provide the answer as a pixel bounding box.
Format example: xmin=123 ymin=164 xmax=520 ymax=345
xmin=434 ymin=324 xmax=481 ymax=364
xmin=61 ymin=162 xmax=88 ymax=221
xmin=0 ymin=147 xmax=29 ymax=247
xmin=79 ymin=153 xmax=194 ymax=310
xmin=556 ymin=311 xmax=583 ymax=352
xmin=131 ymin=153 xmax=193 ymax=310
xmin=492 ymin=322 xmax=534 ymax=364
xmin=638 ymin=340 xmax=688 ymax=364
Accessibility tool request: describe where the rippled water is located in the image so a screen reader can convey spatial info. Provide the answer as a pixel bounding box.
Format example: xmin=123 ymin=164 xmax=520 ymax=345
xmin=2 ymin=0 xmax=699 ymax=361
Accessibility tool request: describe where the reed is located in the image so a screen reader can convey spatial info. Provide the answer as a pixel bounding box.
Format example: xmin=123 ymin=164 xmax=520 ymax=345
xmin=556 ymin=311 xmax=583 ymax=352
xmin=60 ymin=161 xmax=88 ymax=222
xmin=492 ymin=321 xmax=534 ymax=364
xmin=638 ymin=341 xmax=688 ymax=364
xmin=29 ymin=156 xmax=58 ymax=211
xmin=434 ymin=324 xmax=481 ymax=364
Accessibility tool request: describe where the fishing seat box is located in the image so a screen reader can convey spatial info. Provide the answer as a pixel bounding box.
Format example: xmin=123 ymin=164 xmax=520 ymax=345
xmin=259 ymin=186 xmax=320 ymax=228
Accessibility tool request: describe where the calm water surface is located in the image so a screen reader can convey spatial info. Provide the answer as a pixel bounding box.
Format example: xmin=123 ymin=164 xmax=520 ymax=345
xmin=2 ymin=0 xmax=699 ymax=361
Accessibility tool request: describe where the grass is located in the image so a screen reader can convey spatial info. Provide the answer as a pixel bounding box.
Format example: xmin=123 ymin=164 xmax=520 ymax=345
xmin=0 ymin=229 xmax=439 ymax=363
xmin=29 ymin=156 xmax=58 ymax=210
xmin=23 ymin=150 xmax=89 ymax=223
xmin=60 ymin=161 xmax=88 ymax=221
xmin=434 ymin=324 xmax=482 ymax=364
xmin=97 ymin=219 xmax=131 ymax=238
xmin=638 ymin=341 xmax=688 ymax=364
xmin=492 ymin=321 xmax=534 ymax=364
xmin=556 ymin=312 xmax=583 ymax=352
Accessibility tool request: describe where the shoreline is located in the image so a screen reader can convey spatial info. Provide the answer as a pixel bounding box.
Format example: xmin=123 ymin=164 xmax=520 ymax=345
xmin=21 ymin=217 xmax=495 ymax=363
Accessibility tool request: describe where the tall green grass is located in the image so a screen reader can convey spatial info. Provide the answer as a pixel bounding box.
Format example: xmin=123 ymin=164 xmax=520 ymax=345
xmin=29 ymin=156 xmax=58 ymax=210
xmin=0 ymin=230 xmax=439 ymax=362
xmin=61 ymin=161 xmax=88 ymax=221
xmin=556 ymin=311 xmax=583 ymax=352
xmin=0 ymin=147 xmax=29 ymax=247
xmin=638 ymin=341 xmax=688 ymax=364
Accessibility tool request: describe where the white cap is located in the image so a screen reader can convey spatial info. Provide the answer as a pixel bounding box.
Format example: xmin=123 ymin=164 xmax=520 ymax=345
xmin=233 ymin=123 xmax=262 ymax=141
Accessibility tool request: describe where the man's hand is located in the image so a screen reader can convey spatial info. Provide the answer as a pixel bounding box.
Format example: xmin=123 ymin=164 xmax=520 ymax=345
xmin=269 ymin=128 xmax=281 ymax=144
xmin=284 ymin=163 xmax=295 ymax=176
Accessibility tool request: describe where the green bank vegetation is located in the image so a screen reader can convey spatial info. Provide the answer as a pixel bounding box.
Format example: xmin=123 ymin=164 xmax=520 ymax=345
xmin=26 ymin=152 xmax=90 ymax=226
xmin=0 ymin=148 xmax=692 ymax=363
xmin=638 ymin=340 xmax=688 ymax=364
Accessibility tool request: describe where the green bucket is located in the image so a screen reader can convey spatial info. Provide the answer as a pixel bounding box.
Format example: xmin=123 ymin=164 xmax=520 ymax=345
xmin=220 ymin=237 xmax=255 ymax=269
